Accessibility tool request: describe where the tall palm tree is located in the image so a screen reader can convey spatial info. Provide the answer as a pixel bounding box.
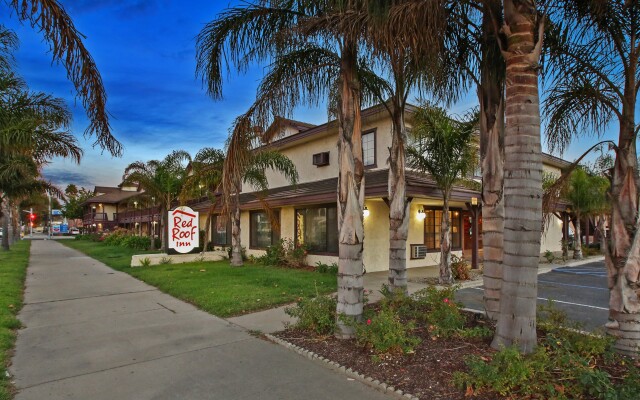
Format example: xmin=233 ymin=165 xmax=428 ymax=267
xmin=1 ymin=69 xmax=80 ymax=250
xmin=544 ymin=1 xmax=640 ymax=355
xmin=490 ymin=0 xmax=545 ymax=354
xmin=407 ymin=104 xmax=478 ymax=284
xmin=180 ymin=147 xmax=225 ymax=253
xmin=3 ymin=1 xmax=120 ymax=156
xmin=122 ymin=151 xmax=191 ymax=252
xmin=197 ymin=0 xmax=370 ymax=337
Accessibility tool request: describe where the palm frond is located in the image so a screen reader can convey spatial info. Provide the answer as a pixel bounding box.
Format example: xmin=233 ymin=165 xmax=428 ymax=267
xmin=9 ymin=0 xmax=121 ymax=156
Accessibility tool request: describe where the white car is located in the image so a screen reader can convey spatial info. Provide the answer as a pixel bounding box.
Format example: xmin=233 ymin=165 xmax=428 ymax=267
xmin=70 ymin=228 xmax=80 ymax=235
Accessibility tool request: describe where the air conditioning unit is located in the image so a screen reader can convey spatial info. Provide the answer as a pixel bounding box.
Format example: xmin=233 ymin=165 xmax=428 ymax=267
xmin=312 ymin=151 xmax=330 ymax=167
xmin=411 ymin=244 xmax=427 ymax=259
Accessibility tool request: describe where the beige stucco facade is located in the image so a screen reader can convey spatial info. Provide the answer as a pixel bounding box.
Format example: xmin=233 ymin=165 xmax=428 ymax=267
xmin=206 ymin=105 xmax=570 ymax=271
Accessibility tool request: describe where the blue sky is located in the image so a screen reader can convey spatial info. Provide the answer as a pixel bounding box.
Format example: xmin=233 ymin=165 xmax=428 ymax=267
xmin=4 ymin=1 xmax=610 ymax=190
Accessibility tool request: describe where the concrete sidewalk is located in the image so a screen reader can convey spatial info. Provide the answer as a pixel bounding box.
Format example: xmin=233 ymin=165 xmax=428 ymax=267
xmin=10 ymin=240 xmax=390 ymax=400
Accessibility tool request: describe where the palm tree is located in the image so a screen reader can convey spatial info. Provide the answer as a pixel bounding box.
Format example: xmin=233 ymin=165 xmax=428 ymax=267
xmin=407 ymin=104 xmax=478 ymax=284
xmin=196 ymin=0 xmax=370 ymax=337
xmin=1 ymin=69 xmax=81 ymax=250
xmin=490 ymin=0 xmax=545 ymax=354
xmin=2 ymin=1 xmax=120 ymax=156
xmin=122 ymin=151 xmax=191 ymax=252
xmin=225 ymin=132 xmax=298 ymax=267
xmin=544 ymin=1 xmax=640 ymax=355
xmin=565 ymin=168 xmax=592 ymax=260
xmin=180 ymin=147 xmax=225 ymax=253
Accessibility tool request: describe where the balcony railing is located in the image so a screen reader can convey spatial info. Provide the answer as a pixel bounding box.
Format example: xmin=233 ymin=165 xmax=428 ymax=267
xmin=116 ymin=207 xmax=161 ymax=224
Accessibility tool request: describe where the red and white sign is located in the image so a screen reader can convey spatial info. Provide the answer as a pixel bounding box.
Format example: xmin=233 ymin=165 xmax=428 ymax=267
xmin=168 ymin=206 xmax=199 ymax=253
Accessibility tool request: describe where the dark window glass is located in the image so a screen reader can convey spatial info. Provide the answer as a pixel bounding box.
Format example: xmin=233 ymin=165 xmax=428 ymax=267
xmin=424 ymin=209 xmax=461 ymax=250
xmin=296 ymin=205 xmax=338 ymax=253
xmin=212 ymin=215 xmax=230 ymax=246
xmin=250 ymin=211 xmax=279 ymax=248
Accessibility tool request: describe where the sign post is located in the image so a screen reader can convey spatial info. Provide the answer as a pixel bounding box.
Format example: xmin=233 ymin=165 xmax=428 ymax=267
xmin=168 ymin=206 xmax=199 ymax=253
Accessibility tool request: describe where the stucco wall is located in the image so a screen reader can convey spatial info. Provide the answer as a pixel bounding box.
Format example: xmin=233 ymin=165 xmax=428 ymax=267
xmin=541 ymin=213 xmax=564 ymax=253
xmin=244 ymin=115 xmax=393 ymax=192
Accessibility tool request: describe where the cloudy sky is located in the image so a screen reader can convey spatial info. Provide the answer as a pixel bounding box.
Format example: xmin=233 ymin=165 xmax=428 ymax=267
xmin=4 ymin=1 xmax=606 ymax=191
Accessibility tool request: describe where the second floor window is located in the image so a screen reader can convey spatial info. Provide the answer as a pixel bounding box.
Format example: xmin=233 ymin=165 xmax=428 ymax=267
xmin=362 ymin=131 xmax=376 ymax=167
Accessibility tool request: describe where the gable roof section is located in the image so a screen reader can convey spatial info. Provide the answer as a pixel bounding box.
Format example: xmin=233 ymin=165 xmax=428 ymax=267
xmin=83 ymin=189 xmax=142 ymax=205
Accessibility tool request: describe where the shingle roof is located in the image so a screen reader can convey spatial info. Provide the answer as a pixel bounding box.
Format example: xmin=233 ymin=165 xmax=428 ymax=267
xmin=83 ymin=190 xmax=141 ymax=205
xmin=190 ymin=168 xmax=480 ymax=213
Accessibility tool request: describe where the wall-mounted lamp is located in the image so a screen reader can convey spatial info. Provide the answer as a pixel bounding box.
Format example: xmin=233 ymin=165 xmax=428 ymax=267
xmin=417 ymin=209 xmax=426 ymax=220
xmin=134 ymin=201 xmax=138 ymax=208
xmin=471 ymin=197 xmax=478 ymax=206
xmin=363 ymin=206 xmax=370 ymax=218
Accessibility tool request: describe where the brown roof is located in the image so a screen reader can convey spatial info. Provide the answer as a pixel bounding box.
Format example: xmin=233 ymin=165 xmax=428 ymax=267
xmin=93 ymin=186 xmax=120 ymax=194
xmin=191 ymin=169 xmax=480 ymax=213
xmin=83 ymin=190 xmax=141 ymax=205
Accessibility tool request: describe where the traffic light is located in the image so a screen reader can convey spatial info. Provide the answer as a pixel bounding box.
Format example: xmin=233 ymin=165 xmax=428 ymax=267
xmin=29 ymin=213 xmax=35 ymax=227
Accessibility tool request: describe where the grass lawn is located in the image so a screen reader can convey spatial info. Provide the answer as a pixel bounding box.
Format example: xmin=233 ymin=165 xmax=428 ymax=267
xmin=0 ymin=241 xmax=30 ymax=400
xmin=62 ymin=240 xmax=337 ymax=317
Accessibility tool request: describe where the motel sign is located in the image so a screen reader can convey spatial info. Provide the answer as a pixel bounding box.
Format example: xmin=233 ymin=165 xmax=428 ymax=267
xmin=168 ymin=206 xmax=199 ymax=253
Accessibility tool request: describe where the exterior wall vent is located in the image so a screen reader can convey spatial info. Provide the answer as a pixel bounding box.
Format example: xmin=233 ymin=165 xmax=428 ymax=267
xmin=410 ymin=244 xmax=428 ymax=259
xmin=312 ymin=151 xmax=330 ymax=167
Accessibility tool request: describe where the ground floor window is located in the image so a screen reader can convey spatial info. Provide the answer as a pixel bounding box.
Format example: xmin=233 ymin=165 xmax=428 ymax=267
xmin=250 ymin=210 xmax=280 ymax=249
xmin=295 ymin=205 xmax=338 ymax=254
xmin=212 ymin=215 xmax=231 ymax=246
xmin=424 ymin=209 xmax=462 ymax=251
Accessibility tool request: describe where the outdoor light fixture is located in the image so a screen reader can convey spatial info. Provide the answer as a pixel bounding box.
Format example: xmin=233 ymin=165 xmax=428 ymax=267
xmin=363 ymin=206 xmax=370 ymax=217
xmin=471 ymin=197 xmax=478 ymax=206
xmin=417 ymin=209 xmax=426 ymax=220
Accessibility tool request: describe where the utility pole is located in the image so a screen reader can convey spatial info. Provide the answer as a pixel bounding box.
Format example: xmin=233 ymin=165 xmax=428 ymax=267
xmin=48 ymin=191 xmax=52 ymax=239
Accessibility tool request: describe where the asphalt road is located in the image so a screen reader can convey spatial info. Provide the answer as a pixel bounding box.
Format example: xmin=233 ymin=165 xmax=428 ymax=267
xmin=456 ymin=261 xmax=609 ymax=331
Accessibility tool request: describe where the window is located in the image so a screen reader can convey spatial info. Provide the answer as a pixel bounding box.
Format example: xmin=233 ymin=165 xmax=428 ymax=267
xmin=250 ymin=211 xmax=280 ymax=248
xmin=362 ymin=130 xmax=376 ymax=167
xmin=295 ymin=205 xmax=338 ymax=254
xmin=212 ymin=215 xmax=231 ymax=246
xmin=424 ymin=209 xmax=462 ymax=251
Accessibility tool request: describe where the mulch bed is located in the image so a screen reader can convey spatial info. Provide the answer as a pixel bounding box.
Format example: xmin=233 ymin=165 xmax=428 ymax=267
xmin=276 ymin=312 xmax=498 ymax=400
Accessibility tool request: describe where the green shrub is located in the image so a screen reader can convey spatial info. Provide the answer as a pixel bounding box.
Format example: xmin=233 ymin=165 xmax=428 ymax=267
xmin=121 ymin=235 xmax=150 ymax=250
xmin=285 ymin=295 xmax=337 ymax=335
xmin=315 ymin=261 xmax=338 ymax=274
xmin=455 ymin=302 xmax=630 ymax=399
xmin=75 ymin=233 xmax=102 ymax=242
xmin=258 ymin=238 xmax=307 ymax=269
xmin=453 ymin=346 xmax=549 ymax=397
xmin=413 ymin=286 xmax=466 ymax=338
xmin=139 ymin=257 xmax=152 ymax=267
xmin=451 ymin=254 xmax=471 ymax=280
xmin=543 ymin=249 xmax=555 ymax=263
xmin=352 ymin=304 xmax=421 ymax=355
xmin=159 ymin=256 xmax=173 ymax=265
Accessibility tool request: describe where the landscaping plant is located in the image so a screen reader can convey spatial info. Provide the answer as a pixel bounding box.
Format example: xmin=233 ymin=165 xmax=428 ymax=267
xmin=285 ymin=295 xmax=337 ymax=336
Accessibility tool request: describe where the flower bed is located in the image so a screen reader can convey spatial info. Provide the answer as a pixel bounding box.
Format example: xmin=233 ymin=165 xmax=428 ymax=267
xmin=275 ymin=287 xmax=640 ymax=399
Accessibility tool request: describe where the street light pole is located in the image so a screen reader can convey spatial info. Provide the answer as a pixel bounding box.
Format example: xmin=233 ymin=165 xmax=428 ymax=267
xmin=48 ymin=191 xmax=52 ymax=239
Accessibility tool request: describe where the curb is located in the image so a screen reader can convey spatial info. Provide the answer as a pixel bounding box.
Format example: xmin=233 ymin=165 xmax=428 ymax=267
xmin=265 ymin=333 xmax=420 ymax=400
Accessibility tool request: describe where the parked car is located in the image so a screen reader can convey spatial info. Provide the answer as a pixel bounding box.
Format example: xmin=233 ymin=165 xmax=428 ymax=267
xmin=70 ymin=228 xmax=80 ymax=235
xmin=0 ymin=227 xmax=3 ymax=237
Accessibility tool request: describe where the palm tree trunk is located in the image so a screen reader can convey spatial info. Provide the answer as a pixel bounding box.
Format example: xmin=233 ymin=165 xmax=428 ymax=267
xmin=606 ymin=98 xmax=640 ymax=355
xmin=335 ymin=40 xmax=365 ymax=339
xmin=160 ymin=205 xmax=167 ymax=252
xmin=388 ymin=106 xmax=409 ymax=292
xmin=1 ymin=199 xmax=9 ymax=251
xmin=479 ymin=0 xmax=505 ymax=319
xmin=230 ymin=189 xmax=243 ymax=267
xmin=12 ymin=203 xmax=20 ymax=242
xmin=439 ymin=193 xmax=453 ymax=284
xmin=492 ymin=1 xmax=543 ymax=354
xmin=573 ymin=213 xmax=583 ymax=260
xmin=202 ymin=206 xmax=214 ymax=254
